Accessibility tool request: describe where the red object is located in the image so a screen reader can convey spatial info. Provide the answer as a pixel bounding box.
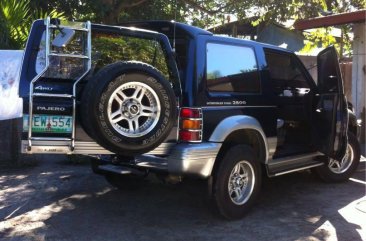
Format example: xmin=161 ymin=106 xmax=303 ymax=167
xmin=179 ymin=130 xmax=201 ymax=142
xmin=179 ymin=108 xmax=202 ymax=142
xmin=294 ymin=10 xmax=366 ymax=30
xmin=180 ymin=108 xmax=201 ymax=118
xmin=47 ymin=118 xmax=52 ymax=131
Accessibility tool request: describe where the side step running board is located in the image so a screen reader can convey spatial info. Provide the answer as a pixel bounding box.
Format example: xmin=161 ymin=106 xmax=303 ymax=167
xmin=267 ymin=152 xmax=325 ymax=177
xmin=271 ymin=162 xmax=324 ymax=176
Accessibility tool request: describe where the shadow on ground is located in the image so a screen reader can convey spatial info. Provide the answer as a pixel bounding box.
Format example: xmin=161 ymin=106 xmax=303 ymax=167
xmin=0 ymin=157 xmax=365 ymax=241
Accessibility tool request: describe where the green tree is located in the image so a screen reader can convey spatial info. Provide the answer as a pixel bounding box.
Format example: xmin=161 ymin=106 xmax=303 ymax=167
xmin=18 ymin=0 xmax=366 ymax=54
xmin=0 ymin=9 xmax=10 ymax=48
xmin=0 ymin=0 xmax=64 ymax=49
xmin=0 ymin=0 xmax=30 ymax=49
xmin=28 ymin=0 xmax=185 ymax=24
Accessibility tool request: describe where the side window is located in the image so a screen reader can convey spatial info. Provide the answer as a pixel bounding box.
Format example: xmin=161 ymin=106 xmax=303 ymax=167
xmin=206 ymin=43 xmax=260 ymax=93
xmin=265 ymin=50 xmax=310 ymax=97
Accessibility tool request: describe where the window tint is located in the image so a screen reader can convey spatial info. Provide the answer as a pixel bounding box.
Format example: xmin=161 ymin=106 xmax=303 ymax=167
xmin=92 ymin=32 xmax=169 ymax=78
xmin=35 ymin=30 xmax=170 ymax=80
xmin=206 ymin=43 xmax=260 ymax=93
xmin=317 ymin=49 xmax=339 ymax=93
xmin=265 ymin=50 xmax=310 ymax=97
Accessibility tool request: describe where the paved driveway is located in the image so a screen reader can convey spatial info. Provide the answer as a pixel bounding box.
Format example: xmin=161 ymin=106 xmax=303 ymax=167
xmin=0 ymin=156 xmax=365 ymax=241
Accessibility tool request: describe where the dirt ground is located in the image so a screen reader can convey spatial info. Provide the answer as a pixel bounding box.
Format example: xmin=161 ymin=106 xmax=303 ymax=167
xmin=0 ymin=155 xmax=365 ymax=241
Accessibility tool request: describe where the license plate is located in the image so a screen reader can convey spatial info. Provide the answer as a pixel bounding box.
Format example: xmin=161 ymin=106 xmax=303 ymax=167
xmin=23 ymin=115 xmax=72 ymax=133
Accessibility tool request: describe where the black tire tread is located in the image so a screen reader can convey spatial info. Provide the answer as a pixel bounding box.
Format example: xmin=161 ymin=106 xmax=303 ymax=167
xmin=212 ymin=145 xmax=262 ymax=220
xmin=80 ymin=61 xmax=176 ymax=155
xmin=313 ymin=132 xmax=361 ymax=182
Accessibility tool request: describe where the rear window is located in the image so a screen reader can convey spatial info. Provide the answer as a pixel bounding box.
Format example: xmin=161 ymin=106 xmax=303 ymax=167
xmin=35 ymin=29 xmax=170 ymax=79
xmin=91 ymin=32 xmax=169 ymax=78
xmin=206 ymin=43 xmax=260 ymax=93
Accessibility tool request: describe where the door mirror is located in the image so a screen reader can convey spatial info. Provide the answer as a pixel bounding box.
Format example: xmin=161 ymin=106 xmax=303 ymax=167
xmin=52 ymin=28 xmax=75 ymax=48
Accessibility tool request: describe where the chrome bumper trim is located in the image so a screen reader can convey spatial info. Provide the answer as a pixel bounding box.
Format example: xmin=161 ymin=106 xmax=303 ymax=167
xmin=21 ymin=140 xmax=174 ymax=155
xmin=21 ymin=140 xmax=113 ymax=154
xmin=166 ymin=142 xmax=221 ymax=177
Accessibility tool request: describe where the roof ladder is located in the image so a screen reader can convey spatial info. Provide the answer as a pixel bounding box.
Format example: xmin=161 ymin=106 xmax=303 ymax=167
xmin=27 ymin=17 xmax=92 ymax=152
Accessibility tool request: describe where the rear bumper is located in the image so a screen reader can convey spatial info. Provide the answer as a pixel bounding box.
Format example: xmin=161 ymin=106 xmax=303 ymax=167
xmin=165 ymin=142 xmax=221 ymax=177
xmin=21 ymin=139 xmax=222 ymax=178
xmin=133 ymin=142 xmax=222 ymax=178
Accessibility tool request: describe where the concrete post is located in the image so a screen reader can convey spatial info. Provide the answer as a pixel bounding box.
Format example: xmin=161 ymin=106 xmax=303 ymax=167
xmin=351 ymin=23 xmax=366 ymax=150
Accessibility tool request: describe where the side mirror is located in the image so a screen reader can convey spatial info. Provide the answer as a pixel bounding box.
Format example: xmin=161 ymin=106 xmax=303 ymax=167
xmin=52 ymin=28 xmax=75 ymax=48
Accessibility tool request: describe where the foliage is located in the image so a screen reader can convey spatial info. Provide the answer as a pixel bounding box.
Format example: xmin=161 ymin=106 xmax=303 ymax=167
xmin=1 ymin=0 xmax=365 ymax=53
xmin=91 ymin=33 xmax=169 ymax=77
xmin=0 ymin=9 xmax=10 ymax=48
xmin=28 ymin=0 xmax=186 ymax=24
xmin=300 ymin=28 xmax=338 ymax=54
xmin=0 ymin=0 xmax=64 ymax=49
xmin=239 ymin=0 xmax=365 ymax=56
xmin=0 ymin=0 xmax=30 ymax=49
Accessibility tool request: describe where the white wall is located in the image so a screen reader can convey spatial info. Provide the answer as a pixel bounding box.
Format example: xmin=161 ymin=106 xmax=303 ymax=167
xmin=351 ymin=23 xmax=366 ymax=148
xmin=0 ymin=50 xmax=23 ymax=120
xmin=352 ymin=23 xmax=366 ymax=120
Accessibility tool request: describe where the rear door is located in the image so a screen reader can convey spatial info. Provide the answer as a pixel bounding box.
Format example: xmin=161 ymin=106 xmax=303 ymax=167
xmin=314 ymin=46 xmax=348 ymax=160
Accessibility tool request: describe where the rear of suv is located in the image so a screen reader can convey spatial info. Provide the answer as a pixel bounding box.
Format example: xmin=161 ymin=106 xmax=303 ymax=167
xmin=19 ymin=18 xmax=361 ymax=219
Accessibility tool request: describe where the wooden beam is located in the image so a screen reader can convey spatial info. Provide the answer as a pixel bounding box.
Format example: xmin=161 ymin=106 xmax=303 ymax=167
xmin=294 ymin=10 xmax=366 ymax=30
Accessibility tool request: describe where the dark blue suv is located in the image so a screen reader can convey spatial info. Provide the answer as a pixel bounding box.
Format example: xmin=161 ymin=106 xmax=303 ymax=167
xmin=19 ymin=19 xmax=361 ymax=219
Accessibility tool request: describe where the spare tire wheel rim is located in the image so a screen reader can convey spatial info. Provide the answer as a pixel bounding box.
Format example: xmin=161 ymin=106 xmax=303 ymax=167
xmin=328 ymin=143 xmax=354 ymax=174
xmin=228 ymin=160 xmax=255 ymax=205
xmin=107 ymin=81 xmax=161 ymax=138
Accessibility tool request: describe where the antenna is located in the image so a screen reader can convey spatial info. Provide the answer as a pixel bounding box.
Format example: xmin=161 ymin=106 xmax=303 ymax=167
xmin=172 ymin=0 xmax=177 ymax=53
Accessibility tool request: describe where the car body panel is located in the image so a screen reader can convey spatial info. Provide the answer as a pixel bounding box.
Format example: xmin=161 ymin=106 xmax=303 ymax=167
xmin=19 ymin=20 xmax=355 ymax=178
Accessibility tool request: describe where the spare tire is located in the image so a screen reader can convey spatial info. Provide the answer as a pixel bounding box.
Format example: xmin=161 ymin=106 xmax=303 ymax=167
xmin=81 ymin=61 xmax=177 ymax=155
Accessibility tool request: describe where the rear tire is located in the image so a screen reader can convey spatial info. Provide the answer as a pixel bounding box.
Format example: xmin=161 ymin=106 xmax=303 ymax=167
xmin=211 ymin=145 xmax=262 ymax=219
xmin=313 ymin=132 xmax=360 ymax=182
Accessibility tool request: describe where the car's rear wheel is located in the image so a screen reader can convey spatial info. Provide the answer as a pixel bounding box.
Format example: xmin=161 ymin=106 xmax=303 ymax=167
xmin=81 ymin=62 xmax=177 ymax=155
xmin=313 ymin=132 xmax=360 ymax=182
xmin=211 ymin=145 xmax=262 ymax=219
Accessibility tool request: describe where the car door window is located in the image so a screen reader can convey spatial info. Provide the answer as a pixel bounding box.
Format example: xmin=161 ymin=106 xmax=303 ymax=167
xmin=265 ymin=50 xmax=310 ymax=97
xmin=317 ymin=50 xmax=340 ymax=93
xmin=206 ymin=43 xmax=260 ymax=93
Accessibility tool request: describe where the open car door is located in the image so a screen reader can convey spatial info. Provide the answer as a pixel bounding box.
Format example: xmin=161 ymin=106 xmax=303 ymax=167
xmin=314 ymin=46 xmax=348 ymax=160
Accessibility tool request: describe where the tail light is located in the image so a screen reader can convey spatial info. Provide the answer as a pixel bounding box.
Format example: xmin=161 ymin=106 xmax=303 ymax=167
xmin=178 ymin=108 xmax=202 ymax=142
